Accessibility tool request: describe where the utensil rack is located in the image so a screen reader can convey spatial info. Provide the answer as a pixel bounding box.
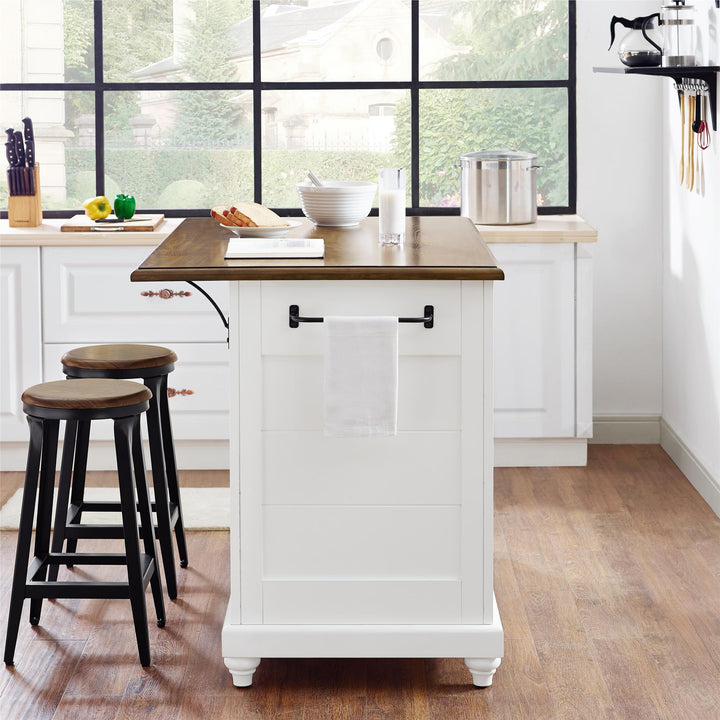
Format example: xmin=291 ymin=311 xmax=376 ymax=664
xmin=289 ymin=304 xmax=435 ymax=329
xmin=594 ymin=66 xmax=718 ymax=131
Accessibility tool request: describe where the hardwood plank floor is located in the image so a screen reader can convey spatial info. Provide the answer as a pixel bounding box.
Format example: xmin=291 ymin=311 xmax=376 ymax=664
xmin=1 ymin=445 xmax=719 ymax=719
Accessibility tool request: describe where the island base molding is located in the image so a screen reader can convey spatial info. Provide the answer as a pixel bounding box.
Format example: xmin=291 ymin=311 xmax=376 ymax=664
xmin=0 ymin=438 xmax=586 ymax=471
xmin=221 ymin=597 xmax=504 ymax=689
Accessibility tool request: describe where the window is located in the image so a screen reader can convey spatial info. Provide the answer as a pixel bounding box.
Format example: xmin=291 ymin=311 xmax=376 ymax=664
xmin=1 ymin=0 xmax=575 ymax=217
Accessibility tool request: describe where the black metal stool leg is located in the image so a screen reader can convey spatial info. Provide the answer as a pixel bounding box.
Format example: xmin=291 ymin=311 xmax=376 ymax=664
xmin=4 ymin=418 xmax=44 ymax=665
xmin=144 ymin=376 xmax=177 ymax=599
xmin=48 ymin=420 xmax=78 ymax=582
xmin=158 ymin=374 xmax=188 ymax=568
xmin=114 ymin=415 xmax=152 ymax=667
xmin=65 ymin=419 xmax=91 ymax=558
xmin=132 ymin=417 xmax=166 ymax=628
xmin=29 ymin=419 xmax=59 ymax=626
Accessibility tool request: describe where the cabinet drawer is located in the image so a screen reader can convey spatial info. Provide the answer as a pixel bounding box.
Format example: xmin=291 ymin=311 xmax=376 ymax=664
xmin=42 ymin=246 xmax=228 ymax=343
xmin=43 ymin=342 xmax=230 ymax=441
xmin=260 ymin=280 xmax=461 ymax=356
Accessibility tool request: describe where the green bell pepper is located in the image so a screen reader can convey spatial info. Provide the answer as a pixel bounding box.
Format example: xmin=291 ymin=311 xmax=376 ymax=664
xmin=113 ymin=193 xmax=136 ymax=220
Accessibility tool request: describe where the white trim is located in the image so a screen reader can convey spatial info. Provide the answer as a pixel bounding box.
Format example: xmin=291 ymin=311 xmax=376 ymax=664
xmin=0 ymin=439 xmax=229 ymax=471
xmin=590 ymin=415 xmax=661 ymax=444
xmin=493 ymin=438 xmax=587 ymax=467
xmin=661 ymin=419 xmax=720 ymax=519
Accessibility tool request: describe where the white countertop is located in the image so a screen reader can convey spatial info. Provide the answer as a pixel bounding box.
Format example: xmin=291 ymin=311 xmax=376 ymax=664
xmin=0 ymin=214 xmax=596 ymax=247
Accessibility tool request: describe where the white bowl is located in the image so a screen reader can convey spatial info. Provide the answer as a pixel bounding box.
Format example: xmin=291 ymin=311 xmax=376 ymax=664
xmin=296 ymin=181 xmax=376 ymax=227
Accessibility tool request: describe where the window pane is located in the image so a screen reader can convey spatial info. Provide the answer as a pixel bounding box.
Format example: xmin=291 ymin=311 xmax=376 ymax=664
xmin=104 ymin=90 xmax=253 ymax=209
xmin=0 ymin=0 xmax=94 ymax=84
xmin=103 ymin=0 xmax=252 ymax=83
xmin=419 ymin=88 xmax=568 ymax=207
xmin=1 ymin=90 xmax=95 ymax=212
xmin=260 ymin=0 xmax=410 ymax=82
xmin=261 ymin=90 xmax=409 ymax=208
xmin=419 ymin=0 xmax=569 ymax=81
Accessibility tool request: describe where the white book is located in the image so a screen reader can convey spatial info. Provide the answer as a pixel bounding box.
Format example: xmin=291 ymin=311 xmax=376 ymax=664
xmin=225 ymin=237 xmax=325 ymax=259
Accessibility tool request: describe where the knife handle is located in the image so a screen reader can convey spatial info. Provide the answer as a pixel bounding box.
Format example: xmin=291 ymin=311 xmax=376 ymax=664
xmin=5 ymin=128 xmax=14 ymax=143
xmin=6 ymin=168 xmax=16 ymax=196
xmin=13 ymin=131 xmax=25 ymax=167
xmin=25 ymin=138 xmax=35 ymax=167
xmin=22 ymin=117 xmax=34 ymax=143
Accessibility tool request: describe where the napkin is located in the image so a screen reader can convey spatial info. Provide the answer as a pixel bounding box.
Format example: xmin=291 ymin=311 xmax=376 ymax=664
xmin=324 ymin=316 xmax=398 ymax=437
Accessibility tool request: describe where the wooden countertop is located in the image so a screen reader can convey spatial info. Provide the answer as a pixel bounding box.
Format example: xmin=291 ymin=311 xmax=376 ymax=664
xmin=1 ymin=215 xmax=596 ymax=247
xmin=130 ymin=216 xmax=505 ymax=282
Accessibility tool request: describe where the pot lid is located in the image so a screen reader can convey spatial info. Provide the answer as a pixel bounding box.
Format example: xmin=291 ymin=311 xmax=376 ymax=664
xmin=461 ymin=149 xmax=537 ymax=161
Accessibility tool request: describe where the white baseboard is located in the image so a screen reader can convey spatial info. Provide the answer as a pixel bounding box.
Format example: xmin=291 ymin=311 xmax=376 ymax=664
xmin=590 ymin=415 xmax=661 ymax=444
xmin=661 ymin=420 xmax=720 ymax=519
xmin=0 ymin=439 xmax=229 ymax=472
xmin=493 ymin=439 xmax=587 ymax=467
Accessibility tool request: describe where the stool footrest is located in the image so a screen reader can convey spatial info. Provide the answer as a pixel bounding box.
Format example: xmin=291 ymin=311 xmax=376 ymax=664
xmin=69 ymin=501 xmax=180 ymax=524
xmin=26 ymin=553 xmax=155 ymax=599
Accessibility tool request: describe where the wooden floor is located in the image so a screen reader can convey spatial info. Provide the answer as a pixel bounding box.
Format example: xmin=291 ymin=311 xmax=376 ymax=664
xmin=1 ymin=445 xmax=719 ymax=719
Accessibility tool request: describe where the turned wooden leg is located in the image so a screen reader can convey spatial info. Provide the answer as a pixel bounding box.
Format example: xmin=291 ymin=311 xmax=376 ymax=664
xmin=224 ymin=657 xmax=261 ymax=687
xmin=464 ymin=657 xmax=501 ymax=687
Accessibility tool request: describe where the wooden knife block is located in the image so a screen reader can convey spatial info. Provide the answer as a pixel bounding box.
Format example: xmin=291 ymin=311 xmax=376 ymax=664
xmin=8 ymin=164 xmax=42 ymax=227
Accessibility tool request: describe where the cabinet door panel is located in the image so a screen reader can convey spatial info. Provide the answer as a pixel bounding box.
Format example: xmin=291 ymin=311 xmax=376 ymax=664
xmin=42 ymin=246 xmax=228 ymax=343
xmin=490 ymin=243 xmax=575 ymax=437
xmin=0 ymin=248 xmax=42 ymax=441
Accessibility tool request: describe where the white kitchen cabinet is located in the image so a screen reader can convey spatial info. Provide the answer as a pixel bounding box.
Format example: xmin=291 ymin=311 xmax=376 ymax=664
xmin=0 ymin=247 xmax=42 ymax=442
xmin=42 ymin=246 xmax=228 ymax=344
xmin=488 ymin=242 xmax=593 ymax=462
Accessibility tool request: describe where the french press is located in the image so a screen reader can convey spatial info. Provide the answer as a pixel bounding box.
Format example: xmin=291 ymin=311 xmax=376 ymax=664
xmin=659 ymin=0 xmax=696 ymax=67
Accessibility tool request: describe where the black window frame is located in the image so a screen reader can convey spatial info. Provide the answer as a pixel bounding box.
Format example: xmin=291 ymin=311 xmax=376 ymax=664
xmin=1 ymin=0 xmax=576 ymax=219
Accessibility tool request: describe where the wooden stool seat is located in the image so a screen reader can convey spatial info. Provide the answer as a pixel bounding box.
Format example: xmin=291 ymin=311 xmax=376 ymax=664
xmin=58 ymin=344 xmax=188 ymax=599
xmin=22 ymin=379 xmax=152 ymax=411
xmin=5 ymin=379 xmax=165 ymax=668
xmin=62 ymin=344 xmax=177 ymax=372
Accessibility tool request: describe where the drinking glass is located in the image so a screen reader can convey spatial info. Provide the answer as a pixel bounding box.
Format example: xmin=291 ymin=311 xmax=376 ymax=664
xmin=378 ymin=168 xmax=406 ymax=245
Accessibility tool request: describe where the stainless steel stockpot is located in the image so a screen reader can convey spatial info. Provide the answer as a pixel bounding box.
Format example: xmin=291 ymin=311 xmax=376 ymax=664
xmin=460 ymin=149 xmax=539 ymax=225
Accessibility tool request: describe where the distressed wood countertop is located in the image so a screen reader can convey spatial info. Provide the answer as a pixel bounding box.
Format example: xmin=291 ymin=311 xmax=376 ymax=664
xmin=130 ymin=216 xmax=505 ymax=282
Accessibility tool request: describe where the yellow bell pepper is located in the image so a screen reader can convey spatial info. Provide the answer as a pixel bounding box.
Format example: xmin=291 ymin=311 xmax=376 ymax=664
xmin=83 ymin=195 xmax=111 ymax=220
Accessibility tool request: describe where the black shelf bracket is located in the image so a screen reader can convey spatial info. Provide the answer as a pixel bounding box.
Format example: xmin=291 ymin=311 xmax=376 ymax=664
xmin=186 ymin=281 xmax=229 ymax=344
xmin=289 ymin=304 xmax=435 ymax=329
xmin=594 ymin=65 xmax=719 ymax=131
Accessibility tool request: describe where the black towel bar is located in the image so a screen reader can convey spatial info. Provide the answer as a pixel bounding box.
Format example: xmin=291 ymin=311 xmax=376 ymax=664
xmin=289 ymin=304 xmax=434 ymax=329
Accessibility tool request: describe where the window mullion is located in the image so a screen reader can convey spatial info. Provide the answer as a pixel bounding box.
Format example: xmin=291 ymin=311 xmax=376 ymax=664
xmin=94 ymin=0 xmax=104 ymax=198
xmin=253 ymin=1 xmax=262 ymax=205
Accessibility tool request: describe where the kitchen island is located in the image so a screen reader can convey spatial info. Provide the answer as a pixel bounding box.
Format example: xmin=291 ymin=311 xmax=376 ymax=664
xmin=131 ymin=216 xmax=505 ymax=688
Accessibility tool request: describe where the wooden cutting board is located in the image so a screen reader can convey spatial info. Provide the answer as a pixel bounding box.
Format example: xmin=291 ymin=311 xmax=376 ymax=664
xmin=61 ymin=214 xmax=165 ymax=232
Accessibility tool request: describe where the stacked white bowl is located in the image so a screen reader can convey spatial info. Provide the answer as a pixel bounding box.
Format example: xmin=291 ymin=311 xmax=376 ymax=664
xmin=296 ymin=181 xmax=377 ymax=227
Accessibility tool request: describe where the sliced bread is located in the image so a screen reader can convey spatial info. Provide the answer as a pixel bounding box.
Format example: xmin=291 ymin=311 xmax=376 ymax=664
xmin=231 ymin=202 xmax=289 ymax=227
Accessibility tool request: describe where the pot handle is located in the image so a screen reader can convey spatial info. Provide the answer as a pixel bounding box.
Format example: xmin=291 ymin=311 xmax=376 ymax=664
xmin=529 ymin=165 xmax=543 ymax=170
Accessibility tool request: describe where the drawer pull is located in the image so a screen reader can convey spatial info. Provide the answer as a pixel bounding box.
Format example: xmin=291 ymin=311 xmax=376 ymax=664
xmin=141 ymin=288 xmax=192 ymax=299
xmin=289 ymin=304 xmax=434 ymax=329
xmin=167 ymin=387 xmax=194 ymax=398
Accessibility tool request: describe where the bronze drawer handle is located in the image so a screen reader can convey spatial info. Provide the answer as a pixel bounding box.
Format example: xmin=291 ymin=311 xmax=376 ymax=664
xmin=167 ymin=388 xmax=194 ymax=398
xmin=141 ymin=289 xmax=192 ymax=299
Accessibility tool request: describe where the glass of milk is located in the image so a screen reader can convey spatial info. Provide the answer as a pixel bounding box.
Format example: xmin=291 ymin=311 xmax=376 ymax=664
xmin=378 ymin=168 xmax=406 ymax=245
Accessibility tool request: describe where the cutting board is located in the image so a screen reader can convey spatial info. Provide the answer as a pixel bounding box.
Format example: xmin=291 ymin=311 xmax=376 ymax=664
xmin=61 ymin=214 xmax=165 ymax=232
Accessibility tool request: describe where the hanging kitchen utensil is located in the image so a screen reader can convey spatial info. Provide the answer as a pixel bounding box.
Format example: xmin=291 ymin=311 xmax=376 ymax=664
xmin=608 ymin=14 xmax=662 ymax=67
xmin=687 ymin=92 xmax=695 ymax=191
xmin=679 ymin=89 xmax=686 ymax=184
xmin=698 ymin=91 xmax=711 ymax=150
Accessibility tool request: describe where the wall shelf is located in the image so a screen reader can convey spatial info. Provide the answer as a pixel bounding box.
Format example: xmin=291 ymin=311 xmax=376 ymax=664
xmin=594 ymin=65 xmax=719 ymax=131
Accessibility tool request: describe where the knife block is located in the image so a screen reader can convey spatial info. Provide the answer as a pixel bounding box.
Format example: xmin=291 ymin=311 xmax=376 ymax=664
xmin=8 ymin=164 xmax=42 ymax=227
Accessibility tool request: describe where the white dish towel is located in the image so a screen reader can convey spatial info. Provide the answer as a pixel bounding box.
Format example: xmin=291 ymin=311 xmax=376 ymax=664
xmin=324 ymin=316 xmax=398 ymax=437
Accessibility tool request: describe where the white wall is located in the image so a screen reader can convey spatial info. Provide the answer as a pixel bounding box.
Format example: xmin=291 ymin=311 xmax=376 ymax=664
xmin=577 ymin=1 xmax=664 ymax=420
xmin=661 ymin=0 xmax=720 ymax=512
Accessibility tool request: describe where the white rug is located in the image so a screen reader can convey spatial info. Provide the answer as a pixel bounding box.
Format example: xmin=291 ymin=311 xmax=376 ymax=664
xmin=0 ymin=487 xmax=230 ymax=531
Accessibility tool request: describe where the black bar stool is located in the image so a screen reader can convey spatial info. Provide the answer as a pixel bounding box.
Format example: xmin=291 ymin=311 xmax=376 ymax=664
xmin=4 ymin=379 xmax=166 ymax=668
xmin=54 ymin=344 xmax=187 ymax=600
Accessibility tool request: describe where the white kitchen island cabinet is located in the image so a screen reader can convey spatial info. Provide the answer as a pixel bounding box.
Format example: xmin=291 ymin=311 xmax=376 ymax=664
xmin=131 ymin=216 xmax=504 ymax=688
